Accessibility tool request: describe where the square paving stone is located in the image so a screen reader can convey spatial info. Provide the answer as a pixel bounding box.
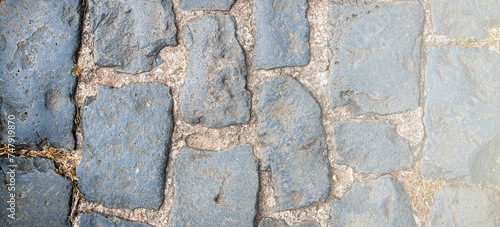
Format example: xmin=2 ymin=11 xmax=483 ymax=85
xmin=0 ymin=0 xmax=80 ymax=150
xmin=76 ymin=83 xmax=173 ymax=210
xmin=421 ymin=46 xmax=500 ymax=185
xmin=329 ymin=176 xmax=417 ymax=227
xmin=252 ymin=0 xmax=310 ymax=69
xmin=89 ymin=0 xmax=177 ymax=74
xmin=256 ymin=76 xmax=330 ymax=211
xmin=180 ymin=14 xmax=251 ymax=128
xmin=429 ymin=187 xmax=499 ymax=227
xmin=170 ymin=145 xmax=258 ymax=227
xmin=80 ymin=212 xmax=152 ymax=227
xmin=180 ymin=0 xmax=234 ymax=10
xmin=329 ymin=0 xmax=423 ymax=115
xmin=430 ymin=0 xmax=500 ymax=38
xmin=333 ymin=120 xmax=413 ymax=174
xmin=0 ymin=157 xmax=72 ymax=226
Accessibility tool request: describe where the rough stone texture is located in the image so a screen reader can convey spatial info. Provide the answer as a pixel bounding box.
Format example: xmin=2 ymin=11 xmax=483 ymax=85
xmin=329 ymin=1 xmax=423 ymax=115
xmin=0 ymin=0 xmax=79 ymax=150
xmin=180 ymin=14 xmax=250 ymax=128
xmin=256 ymin=75 xmax=329 ymax=211
xmin=421 ymin=47 xmax=500 ymax=184
xmin=80 ymin=213 xmax=152 ymax=227
xmin=170 ymin=145 xmax=258 ymax=227
xmin=258 ymin=218 xmax=321 ymax=227
xmin=430 ymin=0 xmax=500 ymax=38
xmin=252 ymin=0 xmax=310 ymax=69
xmin=429 ymin=187 xmax=499 ymax=227
xmin=76 ymin=83 xmax=173 ymax=210
xmin=329 ymin=176 xmax=417 ymax=227
xmin=471 ymin=134 xmax=500 ymax=186
xmin=179 ymin=0 xmax=234 ymax=11
xmin=89 ymin=0 xmax=177 ymax=74
xmin=0 ymin=157 xmax=72 ymax=226
xmin=333 ymin=120 xmax=413 ymax=174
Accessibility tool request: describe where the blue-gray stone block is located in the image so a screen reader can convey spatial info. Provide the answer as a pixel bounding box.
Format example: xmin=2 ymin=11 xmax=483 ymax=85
xmin=0 ymin=157 xmax=72 ymax=226
xmin=333 ymin=120 xmax=413 ymax=174
xmin=80 ymin=213 xmax=152 ymax=227
xmin=252 ymin=0 xmax=310 ymax=69
xmin=329 ymin=1 xmax=423 ymax=115
xmin=256 ymin=75 xmax=329 ymax=211
xmin=430 ymin=0 xmax=500 ymax=38
xmin=471 ymin=134 xmax=500 ymax=186
xmin=89 ymin=0 xmax=177 ymax=74
xmin=76 ymin=83 xmax=173 ymax=210
xmin=421 ymin=46 xmax=500 ymax=184
xmin=329 ymin=176 xmax=417 ymax=227
xmin=180 ymin=0 xmax=234 ymax=11
xmin=258 ymin=218 xmax=321 ymax=227
xmin=170 ymin=145 xmax=258 ymax=227
xmin=0 ymin=0 xmax=80 ymax=150
xmin=429 ymin=187 xmax=499 ymax=227
xmin=180 ymin=14 xmax=250 ymax=128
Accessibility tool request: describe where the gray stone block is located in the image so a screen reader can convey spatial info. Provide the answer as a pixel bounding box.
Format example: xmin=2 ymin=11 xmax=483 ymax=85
xmin=333 ymin=120 xmax=413 ymax=174
xmin=80 ymin=212 xmax=152 ymax=227
xmin=76 ymin=83 xmax=173 ymax=210
xmin=471 ymin=134 xmax=500 ymax=186
xmin=180 ymin=0 xmax=234 ymax=11
xmin=170 ymin=145 xmax=258 ymax=227
xmin=429 ymin=187 xmax=499 ymax=227
xmin=252 ymin=0 xmax=310 ymax=69
xmin=421 ymin=47 xmax=500 ymax=184
xmin=0 ymin=156 xmax=72 ymax=226
xmin=329 ymin=176 xmax=417 ymax=227
xmin=256 ymin=75 xmax=329 ymax=211
xmin=180 ymin=14 xmax=250 ymax=128
xmin=329 ymin=1 xmax=423 ymax=115
xmin=89 ymin=0 xmax=177 ymax=74
xmin=0 ymin=0 xmax=80 ymax=150
xmin=430 ymin=0 xmax=500 ymax=38
xmin=258 ymin=218 xmax=321 ymax=227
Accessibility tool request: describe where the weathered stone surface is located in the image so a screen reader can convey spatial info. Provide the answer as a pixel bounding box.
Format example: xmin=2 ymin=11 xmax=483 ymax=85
xmin=80 ymin=213 xmax=152 ymax=227
xmin=333 ymin=120 xmax=413 ymax=174
xmin=170 ymin=145 xmax=258 ymax=226
xmin=421 ymin=47 xmax=500 ymax=184
xmin=258 ymin=218 xmax=321 ymax=227
xmin=252 ymin=0 xmax=310 ymax=69
xmin=0 ymin=0 xmax=79 ymax=150
xmin=471 ymin=134 xmax=500 ymax=186
xmin=89 ymin=0 xmax=177 ymax=74
xmin=180 ymin=14 xmax=250 ymax=128
xmin=329 ymin=1 xmax=423 ymax=115
xmin=0 ymin=157 xmax=72 ymax=226
xmin=430 ymin=0 xmax=500 ymax=38
xmin=180 ymin=0 xmax=234 ymax=11
xmin=329 ymin=176 xmax=416 ymax=227
xmin=429 ymin=187 xmax=499 ymax=227
xmin=256 ymin=76 xmax=329 ymax=211
xmin=76 ymin=83 xmax=173 ymax=210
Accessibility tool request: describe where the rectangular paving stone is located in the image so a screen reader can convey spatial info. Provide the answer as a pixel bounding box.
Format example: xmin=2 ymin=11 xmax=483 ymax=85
xmin=80 ymin=213 xmax=152 ymax=227
xmin=170 ymin=145 xmax=258 ymax=227
xmin=180 ymin=0 xmax=234 ymax=11
xmin=252 ymin=0 xmax=310 ymax=69
xmin=421 ymin=46 xmax=500 ymax=185
xmin=329 ymin=176 xmax=417 ymax=227
xmin=76 ymin=83 xmax=173 ymax=210
xmin=0 ymin=157 xmax=72 ymax=226
xmin=429 ymin=187 xmax=499 ymax=226
xmin=180 ymin=14 xmax=251 ymax=128
xmin=90 ymin=0 xmax=177 ymax=74
xmin=256 ymin=75 xmax=330 ymax=211
xmin=333 ymin=120 xmax=413 ymax=174
xmin=430 ymin=0 xmax=500 ymax=38
xmin=329 ymin=0 xmax=423 ymax=115
xmin=0 ymin=0 xmax=80 ymax=150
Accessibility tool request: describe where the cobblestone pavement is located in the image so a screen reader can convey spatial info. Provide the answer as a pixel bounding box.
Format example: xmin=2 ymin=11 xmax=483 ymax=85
xmin=0 ymin=0 xmax=499 ymax=226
